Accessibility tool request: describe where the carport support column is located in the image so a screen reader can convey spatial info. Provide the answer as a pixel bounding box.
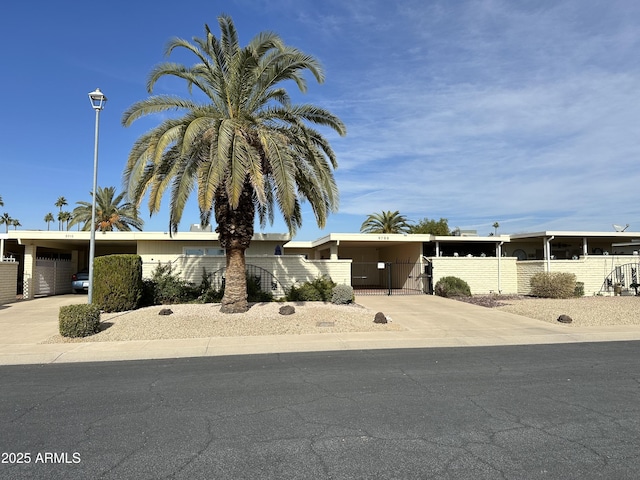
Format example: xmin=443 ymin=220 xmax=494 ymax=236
xmin=330 ymin=243 xmax=339 ymax=260
xmin=583 ymin=237 xmax=588 ymax=257
xmin=23 ymin=244 xmax=36 ymax=300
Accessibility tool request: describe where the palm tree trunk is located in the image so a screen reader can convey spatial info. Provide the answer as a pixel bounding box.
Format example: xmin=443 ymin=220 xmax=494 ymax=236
xmin=222 ymin=247 xmax=248 ymax=313
xmin=216 ymin=183 xmax=255 ymax=314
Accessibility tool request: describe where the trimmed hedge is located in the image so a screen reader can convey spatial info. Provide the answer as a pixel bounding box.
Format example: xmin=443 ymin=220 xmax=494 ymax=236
xmin=59 ymin=304 xmax=101 ymax=338
xmin=93 ymin=254 xmax=143 ymax=312
xmin=435 ymin=276 xmax=471 ymax=298
xmin=530 ymin=272 xmax=577 ymax=299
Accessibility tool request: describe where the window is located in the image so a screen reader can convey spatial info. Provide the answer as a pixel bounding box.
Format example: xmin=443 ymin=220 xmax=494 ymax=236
xmin=183 ymin=247 xmax=225 ymax=256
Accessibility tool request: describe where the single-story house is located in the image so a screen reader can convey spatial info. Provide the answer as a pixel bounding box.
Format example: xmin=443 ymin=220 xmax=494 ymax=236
xmin=1 ymin=228 xmax=639 ymax=303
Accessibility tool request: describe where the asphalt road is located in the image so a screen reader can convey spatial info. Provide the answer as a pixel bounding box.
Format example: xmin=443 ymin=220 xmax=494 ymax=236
xmin=1 ymin=342 xmax=639 ymax=479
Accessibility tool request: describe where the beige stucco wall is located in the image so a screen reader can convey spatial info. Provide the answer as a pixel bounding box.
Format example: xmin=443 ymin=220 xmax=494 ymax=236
xmin=339 ymin=246 xmax=379 ymax=262
xmin=0 ymin=261 xmax=18 ymax=304
xmin=429 ymin=257 xmax=519 ymax=294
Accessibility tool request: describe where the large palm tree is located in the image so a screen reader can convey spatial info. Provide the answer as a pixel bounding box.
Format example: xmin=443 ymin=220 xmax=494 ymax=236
xmin=360 ymin=210 xmax=411 ymax=234
xmin=44 ymin=212 xmax=55 ymax=231
xmin=122 ymin=15 xmax=346 ymax=313
xmin=69 ymin=186 xmax=143 ymax=232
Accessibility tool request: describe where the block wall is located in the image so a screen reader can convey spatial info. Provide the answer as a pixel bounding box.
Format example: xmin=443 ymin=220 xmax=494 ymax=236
xmin=142 ymin=255 xmax=352 ymax=297
xmin=516 ymin=256 xmax=640 ymax=295
xmin=429 ymin=257 xmax=518 ymax=294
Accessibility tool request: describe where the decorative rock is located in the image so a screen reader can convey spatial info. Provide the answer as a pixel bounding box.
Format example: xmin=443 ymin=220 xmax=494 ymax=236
xmin=557 ymin=314 xmax=573 ymax=324
xmin=373 ymin=312 xmax=388 ymax=324
xmin=158 ymin=308 xmax=173 ymax=316
xmin=279 ymin=305 xmax=295 ymax=315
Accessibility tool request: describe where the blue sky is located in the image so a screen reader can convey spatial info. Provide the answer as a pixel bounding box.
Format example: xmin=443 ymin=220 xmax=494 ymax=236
xmin=1 ymin=0 xmax=639 ymax=239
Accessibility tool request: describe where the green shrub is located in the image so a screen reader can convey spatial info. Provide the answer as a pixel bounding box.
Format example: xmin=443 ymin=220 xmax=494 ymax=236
xmin=93 ymin=255 xmax=143 ymax=312
xmin=435 ymin=276 xmax=471 ymax=298
xmin=146 ymin=262 xmax=197 ymax=305
xmin=59 ymin=304 xmax=101 ymax=338
xmin=246 ymin=275 xmax=274 ymax=302
xmin=286 ymin=276 xmax=336 ymax=302
xmin=530 ymin=272 xmax=576 ymax=299
xmin=331 ymin=284 xmax=354 ymax=305
xmin=574 ymin=281 xmax=585 ymax=297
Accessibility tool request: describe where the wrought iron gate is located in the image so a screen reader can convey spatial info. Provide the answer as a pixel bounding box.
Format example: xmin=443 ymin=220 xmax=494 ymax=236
xmin=600 ymin=262 xmax=640 ymax=295
xmin=351 ymin=261 xmax=428 ymax=295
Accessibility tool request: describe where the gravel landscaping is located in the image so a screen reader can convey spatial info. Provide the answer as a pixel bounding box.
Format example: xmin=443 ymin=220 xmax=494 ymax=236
xmin=469 ymin=295 xmax=639 ymax=327
xmin=43 ymin=302 xmax=404 ymax=343
xmin=42 ymin=295 xmax=640 ymax=344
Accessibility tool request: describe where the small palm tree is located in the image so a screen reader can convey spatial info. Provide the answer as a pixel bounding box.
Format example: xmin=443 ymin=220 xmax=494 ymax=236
xmin=55 ymin=196 xmax=68 ymax=230
xmin=360 ymin=211 xmax=410 ymax=234
xmin=122 ymin=15 xmax=345 ymax=313
xmin=44 ymin=212 xmax=55 ymax=230
xmin=69 ymin=186 xmax=143 ymax=232
xmin=10 ymin=219 xmax=21 ymax=230
xmin=58 ymin=211 xmax=72 ymax=231
xmin=0 ymin=195 xmax=3 ymax=207
xmin=0 ymin=212 xmax=13 ymax=233
xmin=493 ymin=222 xmax=500 ymax=236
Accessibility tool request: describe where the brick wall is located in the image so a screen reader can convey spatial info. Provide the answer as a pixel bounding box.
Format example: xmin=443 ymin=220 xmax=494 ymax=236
xmin=0 ymin=261 xmax=18 ymax=304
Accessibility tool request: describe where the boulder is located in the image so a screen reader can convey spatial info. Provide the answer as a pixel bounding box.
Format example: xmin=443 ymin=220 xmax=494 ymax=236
xmin=158 ymin=308 xmax=173 ymax=316
xmin=279 ymin=305 xmax=295 ymax=315
xmin=557 ymin=314 xmax=573 ymax=324
xmin=373 ymin=312 xmax=388 ymax=324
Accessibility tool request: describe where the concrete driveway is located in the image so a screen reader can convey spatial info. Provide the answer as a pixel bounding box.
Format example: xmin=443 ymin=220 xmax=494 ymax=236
xmin=2 ymin=293 xmax=640 ymax=365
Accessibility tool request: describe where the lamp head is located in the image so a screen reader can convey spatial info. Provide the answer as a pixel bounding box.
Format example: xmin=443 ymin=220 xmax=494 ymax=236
xmin=88 ymin=88 xmax=107 ymax=110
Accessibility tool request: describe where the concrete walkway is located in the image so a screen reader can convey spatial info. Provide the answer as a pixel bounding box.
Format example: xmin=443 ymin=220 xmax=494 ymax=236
xmin=2 ymin=294 xmax=640 ymax=366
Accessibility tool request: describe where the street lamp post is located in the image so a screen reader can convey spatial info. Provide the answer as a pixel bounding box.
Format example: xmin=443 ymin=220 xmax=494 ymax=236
xmin=87 ymin=88 xmax=107 ymax=304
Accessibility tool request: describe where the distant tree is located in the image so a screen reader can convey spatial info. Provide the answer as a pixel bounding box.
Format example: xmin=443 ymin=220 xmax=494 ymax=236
xmin=69 ymin=186 xmax=143 ymax=232
xmin=408 ymin=217 xmax=451 ymax=235
xmin=0 ymin=195 xmax=3 ymax=207
xmin=493 ymin=222 xmax=500 ymax=236
xmin=0 ymin=212 xmax=13 ymax=233
xmin=10 ymin=219 xmax=21 ymax=230
xmin=55 ymin=196 xmax=68 ymax=230
xmin=58 ymin=211 xmax=72 ymax=231
xmin=44 ymin=212 xmax=55 ymax=231
xmin=360 ymin=211 xmax=410 ymax=234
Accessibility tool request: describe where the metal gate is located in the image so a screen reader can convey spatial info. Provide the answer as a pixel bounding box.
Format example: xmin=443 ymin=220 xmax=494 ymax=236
xmin=351 ymin=261 xmax=428 ymax=295
xmin=34 ymin=258 xmax=72 ymax=296
xmin=600 ymin=262 xmax=640 ymax=295
xmin=209 ymin=264 xmax=286 ymax=298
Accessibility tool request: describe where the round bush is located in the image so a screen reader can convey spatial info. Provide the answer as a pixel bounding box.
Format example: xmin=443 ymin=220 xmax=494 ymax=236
xmin=435 ymin=276 xmax=471 ymax=298
xmin=332 ymin=284 xmax=354 ymax=305
xmin=59 ymin=304 xmax=101 ymax=338
xmin=530 ymin=272 xmax=576 ymax=299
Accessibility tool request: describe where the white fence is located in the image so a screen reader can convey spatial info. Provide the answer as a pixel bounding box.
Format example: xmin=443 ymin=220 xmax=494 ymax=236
xmin=34 ymin=258 xmax=73 ymax=296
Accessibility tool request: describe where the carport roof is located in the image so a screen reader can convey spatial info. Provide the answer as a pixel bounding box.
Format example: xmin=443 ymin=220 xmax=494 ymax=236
xmin=284 ymin=233 xmax=509 ymax=249
xmin=7 ymin=230 xmax=290 ymax=249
